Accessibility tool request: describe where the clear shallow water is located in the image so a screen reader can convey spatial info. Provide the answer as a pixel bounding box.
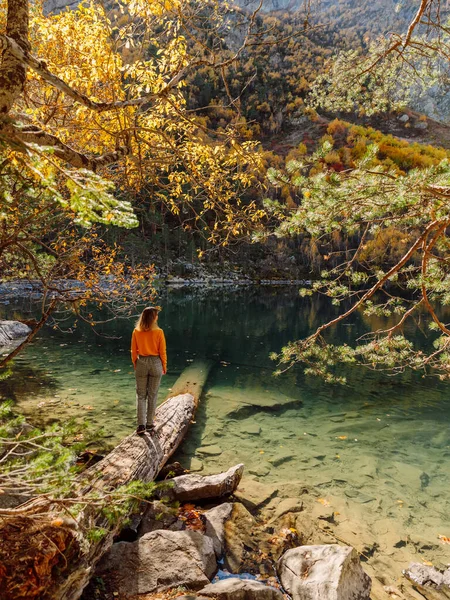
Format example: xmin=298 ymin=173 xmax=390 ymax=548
xmin=1 ymin=286 xmax=449 ymax=577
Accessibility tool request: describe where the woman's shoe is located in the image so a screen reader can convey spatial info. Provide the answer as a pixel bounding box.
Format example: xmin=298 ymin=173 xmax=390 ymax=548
xmin=145 ymin=423 xmax=155 ymax=432
xmin=136 ymin=425 xmax=146 ymax=435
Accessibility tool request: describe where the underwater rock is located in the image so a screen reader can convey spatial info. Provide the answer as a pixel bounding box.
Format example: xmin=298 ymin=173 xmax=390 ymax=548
xmin=96 ymin=530 xmax=216 ymax=596
xmin=248 ymin=463 xmax=271 ymax=477
xmin=268 ymin=498 xmax=304 ymax=523
xmin=223 ymin=502 xmax=259 ymax=573
xmin=420 ymin=472 xmax=430 ymax=489
xmin=239 ymin=423 xmax=262 ymax=436
xmin=189 ymin=458 xmax=204 ymax=472
xmin=267 ymin=452 xmax=295 ymax=467
xmin=278 ymin=544 xmax=371 ymax=600
xmin=197 ymin=444 xmax=223 ymax=456
xmin=234 ymin=477 xmax=278 ymax=510
xmin=199 ymin=578 xmax=284 ymax=600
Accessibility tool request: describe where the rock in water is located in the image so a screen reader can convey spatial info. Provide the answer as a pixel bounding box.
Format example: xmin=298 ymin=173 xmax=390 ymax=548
xmin=95 ymin=530 xmax=216 ymax=596
xmin=156 ymin=464 xmax=244 ymax=502
xmin=403 ymin=563 xmax=445 ymax=588
xmin=278 ymin=544 xmax=371 ymax=600
xmin=204 ymin=502 xmax=234 ymax=557
xmin=420 ymin=472 xmax=430 ymax=489
xmin=0 ymin=320 xmax=30 ymax=351
xmin=199 ymin=578 xmax=284 ymax=600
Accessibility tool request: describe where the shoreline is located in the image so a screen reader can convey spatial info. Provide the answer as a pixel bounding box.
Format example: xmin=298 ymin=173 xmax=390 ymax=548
xmin=0 ymin=278 xmax=311 ymax=304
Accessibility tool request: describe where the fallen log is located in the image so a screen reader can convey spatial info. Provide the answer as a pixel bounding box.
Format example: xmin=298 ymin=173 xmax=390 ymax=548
xmin=0 ymin=359 xmax=214 ymax=600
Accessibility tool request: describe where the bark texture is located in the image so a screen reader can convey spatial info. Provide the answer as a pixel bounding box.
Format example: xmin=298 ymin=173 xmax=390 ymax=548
xmin=0 ymin=0 xmax=29 ymax=114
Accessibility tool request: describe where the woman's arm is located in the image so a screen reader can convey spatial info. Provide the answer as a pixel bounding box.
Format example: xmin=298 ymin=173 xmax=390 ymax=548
xmin=131 ymin=330 xmax=138 ymax=367
xmin=159 ymin=330 xmax=167 ymax=374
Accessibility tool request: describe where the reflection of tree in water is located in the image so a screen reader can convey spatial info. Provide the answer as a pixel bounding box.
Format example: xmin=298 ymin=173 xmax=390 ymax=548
xmin=0 ymin=364 xmax=56 ymax=403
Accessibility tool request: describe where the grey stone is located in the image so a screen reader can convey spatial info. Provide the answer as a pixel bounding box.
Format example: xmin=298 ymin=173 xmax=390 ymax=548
xmin=0 ymin=320 xmax=31 ymax=351
xmin=403 ymin=563 xmax=445 ymax=588
xmin=138 ymin=500 xmax=182 ymax=536
xmin=223 ymin=502 xmax=258 ymax=573
xmin=278 ymin=544 xmax=371 ymax=600
xmin=267 ymin=452 xmax=295 ymax=467
xmin=197 ymin=444 xmax=223 ymax=456
xmin=269 ymin=498 xmax=303 ymax=522
xmin=414 ymin=121 xmax=429 ymax=130
xmin=159 ymin=464 xmax=244 ymax=502
xmin=398 ymin=114 xmax=410 ymax=122
xmin=204 ymin=502 xmax=233 ymax=556
xmin=189 ymin=458 xmax=204 ymax=472
xmin=240 ymin=423 xmax=262 ymax=436
xmin=248 ymin=463 xmax=271 ymax=477
xmin=443 ymin=568 xmax=450 ymax=586
xmin=234 ymin=477 xmax=278 ymax=510
xmin=176 ymin=596 xmax=211 ymax=600
xmin=96 ymin=529 xmax=216 ymax=596
xmin=199 ymin=578 xmax=284 ymax=600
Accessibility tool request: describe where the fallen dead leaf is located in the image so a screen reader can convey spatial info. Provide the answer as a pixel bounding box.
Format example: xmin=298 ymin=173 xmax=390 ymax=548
xmin=317 ymin=498 xmax=330 ymax=507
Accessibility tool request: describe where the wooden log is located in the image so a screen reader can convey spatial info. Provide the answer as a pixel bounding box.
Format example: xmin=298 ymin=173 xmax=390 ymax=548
xmin=0 ymin=359 xmax=214 ymax=600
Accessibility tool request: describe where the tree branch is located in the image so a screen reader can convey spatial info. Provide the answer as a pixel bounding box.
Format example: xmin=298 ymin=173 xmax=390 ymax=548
xmin=300 ymin=219 xmax=446 ymax=350
xmin=0 ymin=32 xmax=186 ymax=114
xmin=2 ymin=122 xmax=129 ymax=170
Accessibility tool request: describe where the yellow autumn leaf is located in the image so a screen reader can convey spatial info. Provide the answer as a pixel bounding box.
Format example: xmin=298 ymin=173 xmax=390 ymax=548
xmin=317 ymin=498 xmax=330 ymax=507
xmin=51 ymin=518 xmax=64 ymax=527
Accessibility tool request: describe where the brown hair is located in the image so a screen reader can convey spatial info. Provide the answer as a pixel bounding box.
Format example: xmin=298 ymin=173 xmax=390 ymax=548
xmin=135 ymin=306 xmax=160 ymax=331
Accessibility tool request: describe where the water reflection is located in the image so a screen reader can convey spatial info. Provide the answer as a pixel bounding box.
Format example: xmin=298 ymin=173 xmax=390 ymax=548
xmin=1 ymin=286 xmax=449 ymax=576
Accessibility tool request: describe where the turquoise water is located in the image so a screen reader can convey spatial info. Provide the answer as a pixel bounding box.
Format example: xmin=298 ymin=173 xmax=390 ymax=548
xmin=1 ymin=286 xmax=449 ymax=578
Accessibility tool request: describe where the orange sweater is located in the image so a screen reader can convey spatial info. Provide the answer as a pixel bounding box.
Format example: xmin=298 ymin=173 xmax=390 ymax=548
xmin=131 ymin=328 xmax=167 ymax=372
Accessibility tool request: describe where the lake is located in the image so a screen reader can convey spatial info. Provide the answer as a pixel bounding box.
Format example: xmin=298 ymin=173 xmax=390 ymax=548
xmin=1 ymin=285 xmax=449 ymax=581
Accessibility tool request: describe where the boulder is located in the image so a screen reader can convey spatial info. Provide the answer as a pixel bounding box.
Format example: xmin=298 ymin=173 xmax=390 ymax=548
xmin=444 ymin=569 xmax=450 ymax=587
xmin=267 ymin=452 xmax=295 ymax=467
xmin=138 ymin=500 xmax=183 ymax=536
xmin=0 ymin=320 xmax=30 ymax=350
xmin=204 ymin=502 xmax=233 ymax=557
xmin=278 ymin=544 xmax=371 ymax=600
xmin=268 ymin=498 xmax=303 ymax=523
xmin=403 ymin=563 xmax=445 ymax=588
xmin=248 ymin=463 xmax=271 ymax=478
xmin=96 ymin=529 xmax=216 ymax=596
xmin=197 ymin=444 xmax=223 ymax=456
xmin=234 ymin=477 xmax=278 ymax=511
xmin=223 ymin=503 xmax=259 ymax=573
xmin=158 ymin=464 xmax=244 ymax=502
xmin=199 ymin=578 xmax=284 ymax=600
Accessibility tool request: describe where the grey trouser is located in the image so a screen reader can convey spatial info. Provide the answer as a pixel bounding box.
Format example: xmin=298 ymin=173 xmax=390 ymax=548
xmin=135 ymin=355 xmax=162 ymax=426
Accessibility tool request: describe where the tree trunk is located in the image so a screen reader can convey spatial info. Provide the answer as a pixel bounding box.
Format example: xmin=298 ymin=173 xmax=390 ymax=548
xmin=0 ymin=359 xmax=214 ymax=600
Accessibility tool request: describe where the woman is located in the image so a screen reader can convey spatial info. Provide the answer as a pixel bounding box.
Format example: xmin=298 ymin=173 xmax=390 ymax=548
xmin=131 ymin=306 xmax=167 ymax=435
